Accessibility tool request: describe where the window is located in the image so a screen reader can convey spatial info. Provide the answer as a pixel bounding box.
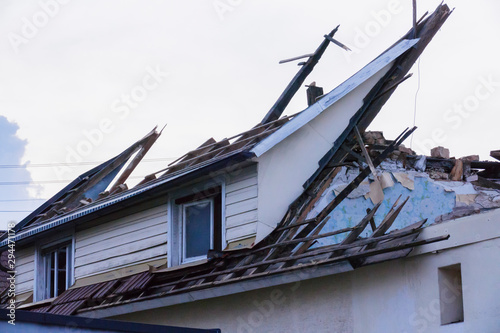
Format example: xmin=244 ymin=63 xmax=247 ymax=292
xmin=438 ymin=264 xmax=464 ymax=325
xmin=182 ymin=199 xmax=214 ymax=262
xmin=172 ymin=186 xmax=223 ymax=265
xmin=38 ymin=240 xmax=73 ymax=300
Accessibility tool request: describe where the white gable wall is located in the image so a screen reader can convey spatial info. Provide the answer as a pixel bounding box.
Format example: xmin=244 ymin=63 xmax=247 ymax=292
xmin=255 ymin=63 xmax=393 ymax=242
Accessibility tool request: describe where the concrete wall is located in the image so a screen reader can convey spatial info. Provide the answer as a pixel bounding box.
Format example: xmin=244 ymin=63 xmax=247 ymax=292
xmin=111 ymin=211 xmax=500 ymax=333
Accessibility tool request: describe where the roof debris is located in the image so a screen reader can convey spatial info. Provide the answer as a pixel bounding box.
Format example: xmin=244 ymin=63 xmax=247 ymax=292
xmin=1 ymin=3 xmax=481 ymax=319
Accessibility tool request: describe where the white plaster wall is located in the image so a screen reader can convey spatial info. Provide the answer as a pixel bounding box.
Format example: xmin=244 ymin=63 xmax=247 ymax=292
xmin=255 ymin=63 xmax=393 ymax=242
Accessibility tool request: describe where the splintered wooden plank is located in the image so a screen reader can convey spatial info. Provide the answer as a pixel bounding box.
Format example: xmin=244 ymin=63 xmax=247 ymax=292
xmin=292 ymin=217 xmax=330 ymax=256
xmin=371 ymin=196 xmax=409 ymax=238
xmin=360 ymin=233 xmax=420 ymax=265
xmin=341 ymin=203 xmax=381 ymax=245
xmin=146 ymin=226 xmax=439 ymax=291
xmin=491 ymin=150 xmax=500 ymax=161
xmin=467 ymin=175 xmax=500 ymax=190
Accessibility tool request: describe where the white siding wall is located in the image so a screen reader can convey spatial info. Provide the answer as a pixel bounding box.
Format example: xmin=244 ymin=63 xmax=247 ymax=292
xmin=225 ymin=164 xmax=258 ymax=242
xmin=75 ymin=204 xmax=168 ymax=278
xmin=15 ymin=245 xmax=35 ymax=294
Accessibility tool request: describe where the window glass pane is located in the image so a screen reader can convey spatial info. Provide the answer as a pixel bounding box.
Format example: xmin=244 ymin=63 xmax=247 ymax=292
xmin=184 ymin=201 xmax=212 ymax=259
xmin=57 ymin=247 xmax=67 ymax=296
xmin=42 ymin=243 xmax=70 ymax=299
xmin=50 ymin=251 xmax=55 ymax=298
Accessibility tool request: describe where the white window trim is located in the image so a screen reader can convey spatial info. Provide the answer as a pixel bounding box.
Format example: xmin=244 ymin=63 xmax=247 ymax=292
xmin=42 ymin=241 xmax=72 ymax=299
xmin=34 ymin=233 xmax=75 ymax=302
xmin=168 ymin=179 xmax=226 ymax=268
xmin=181 ymin=199 xmax=214 ymax=264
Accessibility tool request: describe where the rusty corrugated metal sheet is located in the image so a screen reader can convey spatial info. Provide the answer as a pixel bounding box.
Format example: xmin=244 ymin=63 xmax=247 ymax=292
xmin=92 ymin=280 xmax=119 ymax=300
xmin=50 ymin=300 xmax=86 ymax=316
xmin=30 ymin=305 xmax=52 ymax=313
xmin=53 ymin=282 xmax=107 ymax=305
xmin=114 ymin=272 xmax=153 ymax=294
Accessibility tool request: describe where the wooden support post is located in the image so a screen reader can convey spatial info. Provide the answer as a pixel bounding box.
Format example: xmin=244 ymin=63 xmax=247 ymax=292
xmin=413 ymin=0 xmax=418 ymax=38
xmin=354 ymin=126 xmax=377 ymax=177
xmin=261 ymin=25 xmax=340 ymax=124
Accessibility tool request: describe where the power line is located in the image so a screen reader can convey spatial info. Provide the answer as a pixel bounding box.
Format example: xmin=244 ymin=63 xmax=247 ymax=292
xmin=0 ymin=157 xmax=175 ymax=169
xmin=0 ymin=211 xmax=32 ymax=213
xmin=0 ymin=199 xmax=46 ymax=202
xmin=0 ymin=175 xmax=147 ymax=186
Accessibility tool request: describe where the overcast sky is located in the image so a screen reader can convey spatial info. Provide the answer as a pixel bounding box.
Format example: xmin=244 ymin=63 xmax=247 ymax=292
xmin=0 ymin=0 xmax=499 ymax=229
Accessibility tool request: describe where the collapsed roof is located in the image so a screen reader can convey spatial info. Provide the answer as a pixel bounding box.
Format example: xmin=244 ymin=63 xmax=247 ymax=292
xmin=1 ymin=2 xmax=484 ymax=317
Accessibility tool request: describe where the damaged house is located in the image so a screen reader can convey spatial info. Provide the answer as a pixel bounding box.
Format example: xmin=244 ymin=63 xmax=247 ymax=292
xmin=1 ymin=3 xmax=499 ymax=332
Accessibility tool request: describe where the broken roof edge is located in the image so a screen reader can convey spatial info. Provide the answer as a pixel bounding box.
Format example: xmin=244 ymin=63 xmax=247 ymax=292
xmin=77 ymin=260 xmax=354 ymax=319
xmin=250 ymin=38 xmax=419 ymax=158
xmin=0 ymin=151 xmax=255 ymax=249
xmin=6 ymin=127 xmax=161 ymax=236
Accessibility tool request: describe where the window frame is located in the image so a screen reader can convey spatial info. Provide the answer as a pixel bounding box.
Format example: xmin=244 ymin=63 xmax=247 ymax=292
xmin=35 ymin=234 xmax=75 ymax=301
xmin=41 ymin=241 xmax=72 ymax=299
xmin=181 ymin=198 xmax=214 ymax=263
xmin=169 ymin=183 xmax=224 ymax=267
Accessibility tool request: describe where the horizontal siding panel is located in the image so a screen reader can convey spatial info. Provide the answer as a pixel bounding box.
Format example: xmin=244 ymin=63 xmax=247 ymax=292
xmin=226 ymin=199 xmax=258 ymax=217
xmin=226 ymin=222 xmax=257 ymax=242
xmin=17 ymin=270 xmax=34 ymax=285
xmin=226 ymin=164 xmax=257 ymax=184
xmin=226 ymin=176 xmax=257 ymax=193
xmin=77 ymin=220 xmax=166 ymax=253
xmin=15 ymin=246 xmax=35 ymax=294
xmin=226 ymin=210 xmax=258 ymax=228
xmin=16 ymin=260 xmax=34 ymax=276
xmin=77 ymin=228 xmax=167 ymax=259
xmin=75 ymin=246 xmax=167 ymax=278
xmin=16 ymin=247 xmax=34 ymax=261
xmin=77 ymin=206 xmax=167 ymax=243
xmin=17 ymin=281 xmax=33 ymax=294
xmin=75 ymin=234 xmax=167 ymax=268
xmin=226 ymin=186 xmax=257 ymax=205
